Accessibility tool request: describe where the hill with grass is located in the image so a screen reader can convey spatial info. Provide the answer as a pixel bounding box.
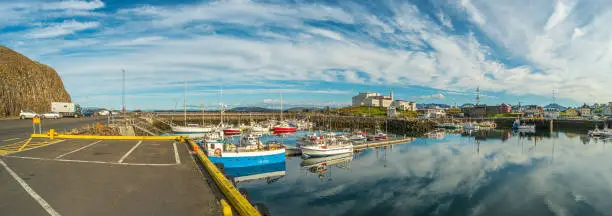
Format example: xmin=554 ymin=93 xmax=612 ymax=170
xmin=0 ymin=46 xmax=71 ymax=116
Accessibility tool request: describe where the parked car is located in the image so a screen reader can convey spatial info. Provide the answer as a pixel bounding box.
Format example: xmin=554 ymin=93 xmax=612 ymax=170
xmin=19 ymin=110 xmax=38 ymax=119
xmin=41 ymin=112 xmax=61 ymax=119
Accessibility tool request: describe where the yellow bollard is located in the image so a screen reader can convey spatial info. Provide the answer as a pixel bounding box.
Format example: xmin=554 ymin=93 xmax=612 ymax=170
xmin=49 ymin=129 xmax=55 ymax=140
xmin=221 ymin=199 xmax=233 ymax=216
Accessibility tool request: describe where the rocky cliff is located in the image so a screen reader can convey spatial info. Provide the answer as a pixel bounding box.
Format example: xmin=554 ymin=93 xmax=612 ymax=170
xmin=0 ymin=45 xmax=71 ymax=117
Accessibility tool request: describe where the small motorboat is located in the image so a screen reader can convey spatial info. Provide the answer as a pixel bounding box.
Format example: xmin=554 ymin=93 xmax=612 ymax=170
xmin=512 ymin=119 xmax=535 ymax=130
xmin=374 ymin=131 xmax=388 ymax=141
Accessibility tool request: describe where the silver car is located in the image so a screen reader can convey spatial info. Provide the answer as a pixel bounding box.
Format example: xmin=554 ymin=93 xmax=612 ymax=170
xmin=41 ymin=112 xmax=61 ymax=119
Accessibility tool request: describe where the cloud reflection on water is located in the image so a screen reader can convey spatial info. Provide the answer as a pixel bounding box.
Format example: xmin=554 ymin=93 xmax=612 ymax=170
xmin=239 ymin=131 xmax=612 ymax=216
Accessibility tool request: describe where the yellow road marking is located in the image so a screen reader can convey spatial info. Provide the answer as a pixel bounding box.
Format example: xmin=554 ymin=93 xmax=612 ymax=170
xmin=18 ymin=138 xmax=33 ymax=151
xmin=2 ymin=138 xmax=20 ymax=142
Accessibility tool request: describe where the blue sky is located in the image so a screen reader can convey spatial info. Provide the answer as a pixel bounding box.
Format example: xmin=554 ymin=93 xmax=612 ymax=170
xmin=1 ymin=0 xmax=607 ymax=110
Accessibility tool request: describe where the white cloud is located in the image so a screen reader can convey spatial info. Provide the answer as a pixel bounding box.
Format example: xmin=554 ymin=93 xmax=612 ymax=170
xmin=42 ymin=0 xmax=105 ymax=11
xmin=26 ymin=20 xmax=99 ymax=39
xmin=110 ymin=36 xmax=166 ymax=46
xmin=571 ymin=27 xmax=584 ymax=39
xmin=544 ymin=0 xmax=572 ymax=30
xmin=411 ymin=93 xmax=445 ymax=100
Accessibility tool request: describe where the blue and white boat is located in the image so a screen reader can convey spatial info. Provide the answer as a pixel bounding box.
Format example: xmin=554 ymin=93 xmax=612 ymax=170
xmin=203 ymin=133 xmax=286 ymax=168
xmin=225 ymin=162 xmax=286 ymax=183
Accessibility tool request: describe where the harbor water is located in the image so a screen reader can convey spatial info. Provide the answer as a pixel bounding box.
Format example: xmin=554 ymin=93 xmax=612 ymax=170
xmin=229 ymin=130 xmax=612 ymax=216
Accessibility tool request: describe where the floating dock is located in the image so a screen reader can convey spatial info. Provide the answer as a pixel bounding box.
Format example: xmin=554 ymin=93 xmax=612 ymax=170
xmin=285 ymin=137 xmax=414 ymax=156
xmin=0 ymin=133 xmax=261 ymax=216
xmin=353 ymin=137 xmax=414 ymax=150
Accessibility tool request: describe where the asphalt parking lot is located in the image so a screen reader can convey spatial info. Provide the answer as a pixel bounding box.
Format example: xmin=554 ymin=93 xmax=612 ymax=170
xmin=0 ymin=138 xmax=220 ymax=216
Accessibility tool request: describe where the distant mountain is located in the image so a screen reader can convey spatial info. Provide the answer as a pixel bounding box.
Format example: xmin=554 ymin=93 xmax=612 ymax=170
xmin=416 ymin=103 xmax=451 ymax=109
xmin=230 ymin=107 xmax=277 ymax=112
xmin=285 ymin=107 xmax=325 ymax=112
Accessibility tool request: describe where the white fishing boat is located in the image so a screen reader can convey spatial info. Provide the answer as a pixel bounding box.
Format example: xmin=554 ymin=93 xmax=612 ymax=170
xmin=300 ymin=139 xmax=353 ymax=157
xmin=203 ymin=134 xmax=286 ymax=168
xmin=513 ymin=119 xmax=535 ymax=130
xmin=589 ymin=123 xmax=612 ymax=137
xmin=349 ymin=131 xmax=367 ymax=141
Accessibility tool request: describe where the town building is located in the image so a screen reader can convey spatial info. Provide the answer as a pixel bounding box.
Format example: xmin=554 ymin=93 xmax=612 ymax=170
xmin=352 ymin=91 xmax=414 ymax=109
xmin=543 ymin=107 xmax=560 ymax=119
xmin=392 ymin=100 xmax=417 ymax=111
xmin=579 ymin=104 xmax=591 ymax=117
xmin=603 ymin=102 xmax=612 ymax=116
xmin=486 ymin=105 xmax=500 ymax=115
xmin=470 ymin=105 xmax=487 ymax=118
xmin=524 ymin=105 xmax=542 ymax=118
xmin=499 ymin=103 xmax=512 ymax=113
xmin=461 ymin=103 xmax=474 ymax=116
xmin=560 ymin=108 xmax=579 ymax=119
xmin=419 ymin=107 xmax=446 ymax=118
xmin=387 ymin=106 xmax=398 ymax=118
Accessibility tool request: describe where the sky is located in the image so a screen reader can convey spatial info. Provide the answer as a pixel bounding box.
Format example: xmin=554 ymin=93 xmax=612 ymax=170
xmin=1 ymin=0 xmax=609 ymax=110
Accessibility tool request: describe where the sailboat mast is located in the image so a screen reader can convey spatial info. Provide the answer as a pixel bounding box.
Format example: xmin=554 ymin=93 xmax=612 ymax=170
xmin=220 ymin=88 xmax=224 ymax=127
xmin=183 ymin=80 xmax=187 ymax=126
xmin=280 ymin=92 xmax=283 ymax=121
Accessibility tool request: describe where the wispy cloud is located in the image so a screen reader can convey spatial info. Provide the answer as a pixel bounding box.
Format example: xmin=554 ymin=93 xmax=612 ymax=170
xmin=411 ymin=93 xmax=446 ymax=100
xmin=41 ymin=0 xmax=105 ymax=11
xmin=26 ymin=20 xmax=99 ymax=39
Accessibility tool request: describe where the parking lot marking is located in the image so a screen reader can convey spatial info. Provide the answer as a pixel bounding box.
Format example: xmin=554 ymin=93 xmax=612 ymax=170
xmin=55 ymin=140 xmax=102 ymax=159
xmin=118 ymin=140 xmax=142 ymax=163
xmin=173 ymin=142 xmax=181 ymax=164
xmin=0 ymin=159 xmax=62 ymax=216
xmin=7 ymin=155 xmax=177 ymax=166
xmin=2 ymin=137 xmax=20 ymax=142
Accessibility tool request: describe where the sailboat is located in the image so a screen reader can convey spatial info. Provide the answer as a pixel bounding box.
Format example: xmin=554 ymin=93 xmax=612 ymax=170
xmin=172 ymin=82 xmax=215 ymax=136
xmin=273 ymin=93 xmax=297 ymax=133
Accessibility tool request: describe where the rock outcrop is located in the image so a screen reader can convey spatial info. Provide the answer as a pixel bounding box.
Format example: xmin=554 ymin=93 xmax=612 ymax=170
xmin=0 ymin=45 xmax=71 ymax=117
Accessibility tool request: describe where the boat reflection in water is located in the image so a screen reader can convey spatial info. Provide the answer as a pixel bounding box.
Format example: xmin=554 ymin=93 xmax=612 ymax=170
xmin=300 ymin=153 xmax=353 ymax=181
xmin=225 ymin=162 xmax=287 ymax=184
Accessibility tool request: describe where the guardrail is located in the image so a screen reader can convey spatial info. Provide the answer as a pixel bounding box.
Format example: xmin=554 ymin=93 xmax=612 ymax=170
xmin=31 ymin=129 xmax=183 ymax=141
xmin=187 ymin=139 xmax=261 ymax=216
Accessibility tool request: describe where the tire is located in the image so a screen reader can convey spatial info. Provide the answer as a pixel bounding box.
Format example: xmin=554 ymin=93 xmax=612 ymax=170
xmin=20 ymin=115 xmax=24 ymax=119
xmin=254 ymin=203 xmax=271 ymax=216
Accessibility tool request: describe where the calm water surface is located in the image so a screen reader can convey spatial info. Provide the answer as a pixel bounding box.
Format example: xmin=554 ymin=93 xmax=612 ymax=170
xmin=231 ymin=130 xmax=611 ymax=216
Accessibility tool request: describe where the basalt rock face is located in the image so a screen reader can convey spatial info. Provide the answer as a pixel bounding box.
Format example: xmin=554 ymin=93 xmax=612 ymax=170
xmin=0 ymin=45 xmax=71 ymax=117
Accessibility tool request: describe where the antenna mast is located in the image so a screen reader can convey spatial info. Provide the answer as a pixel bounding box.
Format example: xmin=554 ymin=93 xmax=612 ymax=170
xmin=476 ymin=86 xmax=481 ymax=105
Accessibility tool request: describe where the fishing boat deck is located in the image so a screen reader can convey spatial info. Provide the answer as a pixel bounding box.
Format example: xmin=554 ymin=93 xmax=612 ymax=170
xmin=0 ymin=138 xmax=220 ymax=216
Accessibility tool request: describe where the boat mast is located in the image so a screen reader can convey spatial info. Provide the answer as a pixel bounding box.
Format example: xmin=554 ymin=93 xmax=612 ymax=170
xmin=280 ymin=92 xmax=283 ymax=122
xmin=183 ymin=80 xmax=187 ymax=126
xmin=202 ymin=95 xmax=205 ymax=126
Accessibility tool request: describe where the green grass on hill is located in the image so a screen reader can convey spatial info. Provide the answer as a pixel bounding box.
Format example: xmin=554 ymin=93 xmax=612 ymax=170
xmin=332 ymin=106 xmax=417 ymax=118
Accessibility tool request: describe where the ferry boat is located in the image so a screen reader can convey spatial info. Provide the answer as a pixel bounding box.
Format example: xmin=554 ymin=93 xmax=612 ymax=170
xmin=512 ymin=119 xmax=536 ymax=130
xmin=203 ymin=134 xmax=286 ymax=168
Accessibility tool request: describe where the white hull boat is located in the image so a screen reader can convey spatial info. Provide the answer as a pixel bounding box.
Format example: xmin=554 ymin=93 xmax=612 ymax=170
xmin=300 ymin=144 xmax=353 ymax=157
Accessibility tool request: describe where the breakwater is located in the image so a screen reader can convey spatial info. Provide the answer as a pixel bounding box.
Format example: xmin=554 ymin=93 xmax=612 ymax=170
xmin=309 ymin=115 xmax=436 ymax=136
xmin=150 ymin=113 xmax=436 ymax=135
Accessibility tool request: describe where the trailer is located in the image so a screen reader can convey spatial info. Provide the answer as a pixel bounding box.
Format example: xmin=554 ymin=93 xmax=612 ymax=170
xmin=51 ymin=102 xmax=82 ymax=118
